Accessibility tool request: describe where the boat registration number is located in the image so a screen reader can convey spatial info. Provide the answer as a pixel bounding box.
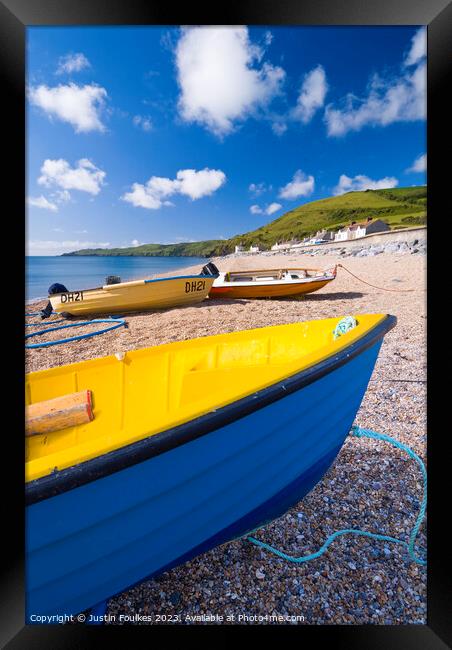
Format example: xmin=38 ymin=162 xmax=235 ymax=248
xmin=185 ymin=280 xmax=206 ymax=293
xmin=60 ymin=291 xmax=84 ymax=303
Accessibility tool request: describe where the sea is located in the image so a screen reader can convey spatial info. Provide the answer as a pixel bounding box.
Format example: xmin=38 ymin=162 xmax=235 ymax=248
xmin=26 ymin=256 xmax=207 ymax=302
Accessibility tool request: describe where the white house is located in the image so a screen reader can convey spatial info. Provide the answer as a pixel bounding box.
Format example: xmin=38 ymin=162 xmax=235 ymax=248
xmin=315 ymin=229 xmax=334 ymax=242
xmin=271 ymin=240 xmax=300 ymax=251
xmin=334 ymin=218 xmax=389 ymax=242
xmin=234 ymin=245 xmax=245 ymax=253
xmin=249 ymin=245 xmax=260 ymax=253
xmin=290 ymin=238 xmax=312 ymax=248
xmin=334 ymin=228 xmax=350 ymax=242
xmin=289 ymin=232 xmax=333 ymax=247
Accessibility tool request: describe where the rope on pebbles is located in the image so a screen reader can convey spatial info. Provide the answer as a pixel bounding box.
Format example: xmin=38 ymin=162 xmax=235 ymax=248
xmin=25 ymin=316 xmax=127 ymax=348
xmin=247 ymin=426 xmax=426 ymax=566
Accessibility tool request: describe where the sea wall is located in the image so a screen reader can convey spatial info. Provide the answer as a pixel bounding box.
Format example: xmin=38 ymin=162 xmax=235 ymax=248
xmin=228 ymin=227 xmax=427 ymax=259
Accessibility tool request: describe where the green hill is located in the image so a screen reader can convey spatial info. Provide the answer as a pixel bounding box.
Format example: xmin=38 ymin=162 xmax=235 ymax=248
xmin=63 ymin=240 xmax=224 ymax=258
xmin=64 ymin=185 xmax=426 ymax=257
xmin=223 ymin=186 xmax=426 ymax=252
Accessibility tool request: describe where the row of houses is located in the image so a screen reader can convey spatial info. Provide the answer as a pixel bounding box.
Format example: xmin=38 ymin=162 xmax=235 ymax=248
xmin=234 ymin=217 xmax=390 ymax=254
xmin=234 ymin=244 xmax=260 ymax=253
xmin=269 ymin=217 xmax=390 ymax=251
xmin=333 ymin=217 xmax=390 ymax=241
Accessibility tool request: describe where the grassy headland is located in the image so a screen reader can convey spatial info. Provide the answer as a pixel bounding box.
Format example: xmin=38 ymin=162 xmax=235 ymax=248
xmin=64 ymin=185 xmax=426 ymax=257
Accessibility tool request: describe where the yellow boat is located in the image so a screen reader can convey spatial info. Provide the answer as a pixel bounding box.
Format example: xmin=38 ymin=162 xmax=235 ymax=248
xmin=26 ymin=314 xmax=395 ymax=619
xmin=49 ymin=272 xmax=217 ymax=316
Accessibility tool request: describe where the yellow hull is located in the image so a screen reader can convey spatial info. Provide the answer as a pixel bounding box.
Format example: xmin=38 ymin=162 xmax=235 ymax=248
xmin=49 ymin=275 xmax=215 ymax=316
xmin=26 ymin=314 xmax=388 ymax=482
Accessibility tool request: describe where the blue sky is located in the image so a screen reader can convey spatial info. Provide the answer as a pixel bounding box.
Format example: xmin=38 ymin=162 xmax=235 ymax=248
xmin=26 ymin=26 xmax=426 ymax=255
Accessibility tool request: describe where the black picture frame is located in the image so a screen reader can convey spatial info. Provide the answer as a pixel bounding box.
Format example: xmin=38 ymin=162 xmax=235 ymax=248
xmin=2 ymin=0 xmax=450 ymax=646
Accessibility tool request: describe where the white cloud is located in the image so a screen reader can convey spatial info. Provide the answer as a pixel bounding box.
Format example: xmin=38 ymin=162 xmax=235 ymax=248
xmin=54 ymin=189 xmax=71 ymax=203
xmin=27 ymin=240 xmax=111 ymax=255
xmin=292 ymin=65 xmax=328 ymax=124
xmin=122 ymin=182 xmax=164 ymax=210
xmin=404 ymin=28 xmax=426 ymax=67
xmin=266 ymin=202 xmax=282 ymax=215
xmin=175 ymin=26 xmax=285 ymax=136
xmin=56 ymin=52 xmax=91 ymax=75
xmin=406 ymin=153 xmax=426 ymax=173
xmin=333 ymin=174 xmax=398 ymax=195
xmin=271 ymin=122 xmax=288 ymax=136
xmin=133 ymin=115 xmax=153 ymax=132
xmin=38 ymin=158 xmax=106 ymax=196
xmin=28 ymin=83 xmax=107 ymax=133
xmin=250 ymin=204 xmax=263 ymax=214
xmin=122 ymin=168 xmax=226 ymax=210
xmin=263 ymin=31 xmax=273 ymax=47
xmin=324 ymin=38 xmax=426 ymax=138
xmin=177 ymin=168 xmax=226 ymax=199
xmin=279 ymin=170 xmax=315 ymax=200
xmin=250 ymin=202 xmax=282 ymax=216
xmin=249 ymin=182 xmax=271 ymax=196
xmin=131 ymin=239 xmax=142 ymax=247
xmin=26 ymin=195 xmax=58 ymax=212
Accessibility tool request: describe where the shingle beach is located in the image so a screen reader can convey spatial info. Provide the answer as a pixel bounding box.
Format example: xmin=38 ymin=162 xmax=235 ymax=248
xmin=26 ymin=249 xmax=426 ymax=625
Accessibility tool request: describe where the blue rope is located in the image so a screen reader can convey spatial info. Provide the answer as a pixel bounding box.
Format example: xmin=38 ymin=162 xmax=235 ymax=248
xmin=25 ymin=318 xmax=126 ymax=348
xmin=247 ymin=426 xmax=426 ymax=566
xmin=25 ymin=319 xmax=67 ymax=327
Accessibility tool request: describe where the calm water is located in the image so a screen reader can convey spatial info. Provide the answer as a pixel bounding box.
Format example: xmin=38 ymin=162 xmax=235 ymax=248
xmin=26 ymin=256 xmax=207 ymax=301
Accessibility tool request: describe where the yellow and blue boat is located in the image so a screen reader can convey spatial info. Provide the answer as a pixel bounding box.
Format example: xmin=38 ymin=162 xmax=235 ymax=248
xmin=48 ymin=271 xmax=217 ymax=316
xmin=25 ymin=314 xmax=395 ymax=620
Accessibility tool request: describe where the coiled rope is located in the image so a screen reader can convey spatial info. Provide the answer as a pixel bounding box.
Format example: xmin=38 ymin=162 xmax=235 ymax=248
xmin=336 ymin=263 xmax=415 ymax=293
xmin=247 ymin=426 xmax=426 ymax=566
xmin=25 ymin=318 xmax=126 ymax=348
xmin=332 ymin=315 xmax=357 ymax=339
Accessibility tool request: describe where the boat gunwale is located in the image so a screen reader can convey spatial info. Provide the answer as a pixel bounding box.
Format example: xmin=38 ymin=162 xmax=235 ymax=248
xmin=226 ymin=267 xmax=326 ymax=275
xmin=214 ymin=275 xmax=335 ymax=287
xmin=25 ymin=314 xmax=396 ymax=505
xmin=48 ymin=274 xmax=217 ymax=297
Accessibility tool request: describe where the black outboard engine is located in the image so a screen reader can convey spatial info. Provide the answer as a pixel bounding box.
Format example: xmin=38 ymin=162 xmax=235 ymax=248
xmin=40 ymin=282 xmax=69 ymax=319
xmin=105 ymin=275 xmax=121 ymax=285
xmin=201 ymin=261 xmax=220 ymax=277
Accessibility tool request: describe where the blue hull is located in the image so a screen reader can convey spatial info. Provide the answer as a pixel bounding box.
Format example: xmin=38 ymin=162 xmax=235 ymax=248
xmin=26 ymin=340 xmax=382 ymax=620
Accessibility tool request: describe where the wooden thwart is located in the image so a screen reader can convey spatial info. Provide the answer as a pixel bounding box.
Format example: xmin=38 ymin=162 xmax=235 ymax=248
xmin=26 ymin=390 xmax=94 ymax=436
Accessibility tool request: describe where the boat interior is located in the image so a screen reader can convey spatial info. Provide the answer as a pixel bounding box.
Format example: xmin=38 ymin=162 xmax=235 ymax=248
xmin=26 ymin=315 xmax=384 ymax=482
xmin=224 ymin=268 xmax=329 ymax=283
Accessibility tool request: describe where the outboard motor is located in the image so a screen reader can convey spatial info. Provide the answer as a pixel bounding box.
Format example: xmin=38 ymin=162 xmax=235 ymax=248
xmin=105 ymin=275 xmax=121 ymax=285
xmin=201 ymin=261 xmax=220 ymax=277
xmin=40 ymin=282 xmax=69 ymax=319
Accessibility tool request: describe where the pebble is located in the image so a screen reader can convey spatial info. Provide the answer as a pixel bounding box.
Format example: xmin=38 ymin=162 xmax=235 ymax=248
xmin=169 ymin=592 xmax=181 ymax=605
